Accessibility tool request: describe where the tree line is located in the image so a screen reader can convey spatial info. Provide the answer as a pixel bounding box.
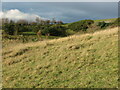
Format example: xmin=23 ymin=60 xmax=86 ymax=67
xmin=2 ymin=17 xmax=119 ymax=37
xmin=2 ymin=18 xmax=65 ymax=36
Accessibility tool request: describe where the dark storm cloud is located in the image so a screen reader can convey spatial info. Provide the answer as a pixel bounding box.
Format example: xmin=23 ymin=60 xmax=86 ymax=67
xmin=2 ymin=2 xmax=118 ymax=23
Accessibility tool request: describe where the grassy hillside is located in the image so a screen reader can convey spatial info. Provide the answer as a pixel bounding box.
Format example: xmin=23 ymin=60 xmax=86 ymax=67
xmin=67 ymin=18 xmax=117 ymax=25
xmin=94 ymin=18 xmax=117 ymax=23
xmin=3 ymin=27 xmax=118 ymax=88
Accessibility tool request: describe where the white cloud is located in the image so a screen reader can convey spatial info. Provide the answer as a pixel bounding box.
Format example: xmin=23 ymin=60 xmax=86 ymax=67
xmin=0 ymin=9 xmax=43 ymax=22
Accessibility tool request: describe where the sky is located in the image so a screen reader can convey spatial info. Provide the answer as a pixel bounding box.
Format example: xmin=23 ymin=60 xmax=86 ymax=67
xmin=1 ymin=0 xmax=120 ymax=2
xmin=1 ymin=2 xmax=118 ymax=23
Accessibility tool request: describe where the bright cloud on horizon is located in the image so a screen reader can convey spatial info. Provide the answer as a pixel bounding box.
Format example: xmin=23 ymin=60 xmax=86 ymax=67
xmin=0 ymin=9 xmax=43 ymax=22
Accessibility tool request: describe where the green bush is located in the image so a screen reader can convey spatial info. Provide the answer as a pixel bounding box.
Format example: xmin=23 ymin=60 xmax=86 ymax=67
xmin=66 ymin=29 xmax=76 ymax=35
xmin=68 ymin=20 xmax=94 ymax=31
xmin=3 ymin=23 xmax=30 ymax=35
xmin=113 ymin=18 xmax=120 ymax=26
xmin=2 ymin=23 xmax=15 ymax=35
xmin=97 ymin=21 xmax=111 ymax=29
xmin=42 ymin=25 xmax=67 ymax=36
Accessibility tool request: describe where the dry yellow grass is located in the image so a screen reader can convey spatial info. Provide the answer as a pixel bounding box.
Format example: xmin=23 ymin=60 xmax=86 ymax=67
xmin=3 ymin=27 xmax=118 ymax=53
xmin=2 ymin=27 xmax=118 ymax=88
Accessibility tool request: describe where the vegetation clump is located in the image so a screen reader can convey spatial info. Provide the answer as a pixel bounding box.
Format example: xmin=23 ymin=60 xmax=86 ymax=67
xmin=68 ymin=20 xmax=94 ymax=31
xmin=42 ymin=25 xmax=67 ymax=36
xmin=113 ymin=17 xmax=120 ymax=26
xmin=2 ymin=17 xmax=119 ymax=40
xmin=97 ymin=21 xmax=112 ymax=29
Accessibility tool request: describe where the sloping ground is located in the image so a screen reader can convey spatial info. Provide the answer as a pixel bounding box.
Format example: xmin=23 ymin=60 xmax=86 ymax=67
xmin=3 ymin=27 xmax=118 ymax=88
xmin=94 ymin=18 xmax=117 ymax=23
xmin=67 ymin=18 xmax=117 ymax=25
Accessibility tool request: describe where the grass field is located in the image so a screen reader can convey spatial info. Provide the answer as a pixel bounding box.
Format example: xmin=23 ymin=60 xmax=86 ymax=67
xmin=94 ymin=18 xmax=117 ymax=22
xmin=66 ymin=18 xmax=117 ymax=26
xmin=2 ymin=27 xmax=118 ymax=88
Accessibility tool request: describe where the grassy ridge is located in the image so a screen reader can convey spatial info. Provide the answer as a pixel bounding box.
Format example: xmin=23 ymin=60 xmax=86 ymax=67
xmin=66 ymin=18 xmax=117 ymax=25
xmin=94 ymin=18 xmax=117 ymax=22
xmin=3 ymin=27 xmax=118 ymax=88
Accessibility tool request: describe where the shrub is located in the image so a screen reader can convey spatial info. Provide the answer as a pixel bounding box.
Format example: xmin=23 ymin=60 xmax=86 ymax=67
xmin=42 ymin=25 xmax=67 ymax=36
xmin=66 ymin=29 xmax=76 ymax=35
xmin=113 ymin=18 xmax=120 ymax=26
xmin=68 ymin=20 xmax=94 ymax=32
xmin=3 ymin=23 xmax=15 ymax=35
xmin=97 ymin=21 xmax=111 ymax=29
xmin=3 ymin=23 xmax=30 ymax=35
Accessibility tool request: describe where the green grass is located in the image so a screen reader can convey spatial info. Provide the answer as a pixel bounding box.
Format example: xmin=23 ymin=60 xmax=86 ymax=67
xmin=22 ymin=32 xmax=36 ymax=35
xmin=2 ymin=27 xmax=118 ymax=88
xmin=2 ymin=34 xmax=61 ymax=44
xmin=94 ymin=18 xmax=117 ymax=22
xmin=66 ymin=18 xmax=117 ymax=25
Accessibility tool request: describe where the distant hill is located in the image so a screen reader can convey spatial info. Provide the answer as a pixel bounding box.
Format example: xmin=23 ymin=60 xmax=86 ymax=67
xmin=68 ymin=18 xmax=117 ymax=24
xmin=94 ymin=18 xmax=117 ymax=23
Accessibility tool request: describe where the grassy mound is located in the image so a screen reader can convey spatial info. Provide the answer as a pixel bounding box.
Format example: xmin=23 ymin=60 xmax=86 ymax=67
xmin=3 ymin=27 xmax=118 ymax=88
